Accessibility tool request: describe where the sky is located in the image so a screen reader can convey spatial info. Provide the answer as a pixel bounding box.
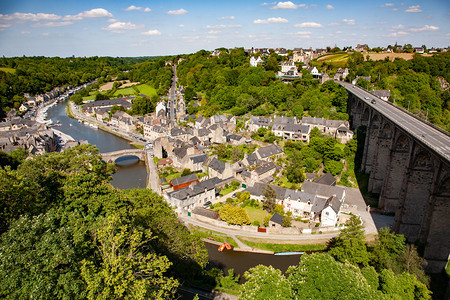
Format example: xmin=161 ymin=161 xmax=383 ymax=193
xmin=0 ymin=0 xmax=448 ymax=57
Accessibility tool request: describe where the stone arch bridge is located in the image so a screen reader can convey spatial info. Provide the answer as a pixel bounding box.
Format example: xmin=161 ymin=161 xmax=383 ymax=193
xmin=341 ymin=81 xmax=450 ymax=273
xmin=100 ymin=149 xmax=146 ymax=163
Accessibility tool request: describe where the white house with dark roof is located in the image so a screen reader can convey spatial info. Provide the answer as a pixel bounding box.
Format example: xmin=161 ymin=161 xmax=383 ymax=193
xmin=207 ymin=157 xmax=233 ymax=179
xmin=246 ymin=116 xmax=272 ymax=132
xmin=165 ymin=177 xmax=220 ymax=211
xmin=371 ymin=90 xmax=390 ymax=101
xmin=311 ymin=195 xmax=342 ymax=226
xmin=250 ymin=56 xmax=265 ymax=67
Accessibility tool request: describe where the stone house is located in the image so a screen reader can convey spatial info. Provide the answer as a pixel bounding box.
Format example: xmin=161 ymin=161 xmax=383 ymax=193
xmin=209 ymin=124 xmax=227 ymax=144
xmin=371 ymin=90 xmax=391 ymax=101
xmin=334 ymin=68 xmax=349 ymax=80
xmin=165 ymin=177 xmax=219 ymax=211
xmin=269 ymin=212 xmax=284 ymax=228
xmin=170 ymin=173 xmax=199 ymax=191
xmin=250 ymin=56 xmax=265 ymax=67
xmin=246 ymin=116 xmax=272 ymax=132
xmin=207 ymin=157 xmax=233 ymax=180
xmin=95 ymin=108 xmax=109 ymax=122
xmin=310 ymin=195 xmax=342 ymax=227
xmin=255 ymin=144 xmax=284 ymax=162
xmin=226 ymin=133 xmax=246 ymax=146
xmin=272 ymin=123 xmax=311 ymax=143
xmin=143 ymin=124 xmax=167 ymax=141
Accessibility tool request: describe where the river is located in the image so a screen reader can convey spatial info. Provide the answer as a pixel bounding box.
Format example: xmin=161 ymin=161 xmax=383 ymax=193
xmin=45 ymin=98 xmax=147 ymax=189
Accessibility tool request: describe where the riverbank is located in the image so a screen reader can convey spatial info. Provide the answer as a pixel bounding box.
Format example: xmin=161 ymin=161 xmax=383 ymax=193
xmin=67 ymin=101 xmax=145 ymax=146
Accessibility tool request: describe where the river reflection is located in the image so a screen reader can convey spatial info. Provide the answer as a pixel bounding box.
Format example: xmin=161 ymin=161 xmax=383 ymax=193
xmin=205 ymin=242 xmax=302 ymax=281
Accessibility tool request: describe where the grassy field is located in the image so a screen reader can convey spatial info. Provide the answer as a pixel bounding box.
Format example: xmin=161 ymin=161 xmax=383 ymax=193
xmin=113 ymin=84 xmax=157 ymax=97
xmin=192 ymin=227 xmax=238 ymax=248
xmin=83 ymin=83 xmax=157 ymax=101
xmin=0 ymin=67 xmax=15 ymax=74
xmin=237 ymin=236 xmax=326 ymax=252
xmin=244 ymin=206 xmax=267 ymax=224
xmin=317 ymin=53 xmax=349 ymax=63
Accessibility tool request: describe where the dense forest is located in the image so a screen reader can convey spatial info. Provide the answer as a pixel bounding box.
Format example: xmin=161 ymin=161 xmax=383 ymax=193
xmin=0 ymin=146 xmax=438 ymax=299
xmin=177 ymin=49 xmax=349 ymax=121
xmin=0 ymin=56 xmax=173 ymax=116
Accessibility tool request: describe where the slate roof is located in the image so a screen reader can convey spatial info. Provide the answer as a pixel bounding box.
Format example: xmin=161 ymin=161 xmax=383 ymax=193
xmin=284 ymin=189 xmax=316 ymax=204
xmin=311 ymin=195 xmax=342 ymax=214
xmin=208 ymin=157 xmax=225 ymax=173
xmin=257 ymin=144 xmax=283 ymax=159
xmin=372 ymin=90 xmax=391 ymax=99
xmin=170 ymin=128 xmax=186 ymax=137
xmin=173 ymin=145 xmax=190 ymax=159
xmin=198 ymin=128 xmax=211 ymax=137
xmin=301 ymin=181 xmax=345 ymax=201
xmin=84 ymin=98 xmax=132 ymax=110
xmin=254 ymin=162 xmax=277 ymax=175
xmin=190 ymin=154 xmax=207 ymax=164
xmin=168 ymin=177 xmax=220 ymax=201
xmin=270 ymin=212 xmax=284 ymax=225
xmin=302 ymin=116 xmax=326 ymax=126
xmin=246 ymin=152 xmax=260 ymax=165
xmin=193 ymin=207 xmax=219 ymax=219
xmin=190 ymin=136 xmax=201 ymax=145
xmin=273 ymin=116 xmax=296 ymax=125
xmin=249 ymin=116 xmax=272 ymax=126
xmin=313 ymin=173 xmax=336 ymax=186
xmin=170 ymin=173 xmax=198 ymax=187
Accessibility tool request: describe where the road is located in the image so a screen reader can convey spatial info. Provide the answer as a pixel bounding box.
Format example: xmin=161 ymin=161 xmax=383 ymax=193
xmin=146 ymin=151 xmax=161 ymax=195
xmin=340 ymin=81 xmax=450 ymax=163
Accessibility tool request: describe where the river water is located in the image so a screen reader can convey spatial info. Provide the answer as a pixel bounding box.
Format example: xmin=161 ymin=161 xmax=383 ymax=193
xmin=45 ymin=99 xmax=147 ymax=189
xmin=47 ymin=98 xmax=303 ymax=278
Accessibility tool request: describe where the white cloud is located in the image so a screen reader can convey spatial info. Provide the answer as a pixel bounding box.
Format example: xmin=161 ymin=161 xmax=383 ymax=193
xmin=0 ymin=23 xmax=11 ymax=28
xmin=167 ymin=8 xmax=187 ymax=15
xmin=296 ymin=31 xmax=311 ymax=34
xmin=271 ymin=1 xmax=301 ymax=9
xmin=0 ymin=12 xmax=61 ymax=22
xmin=178 ymin=24 xmax=185 ymax=28
xmin=42 ymin=33 xmax=50 ymax=36
xmin=392 ymin=8 xmax=399 ymax=11
xmin=294 ymin=22 xmax=323 ymax=28
xmin=336 ymin=30 xmax=343 ymax=34
xmin=262 ymin=2 xmax=277 ymax=5
xmin=103 ymin=21 xmax=144 ymax=33
xmin=381 ymin=3 xmax=395 ymax=7
xmin=108 ymin=18 xmax=118 ymax=23
xmin=391 ymin=24 xmax=406 ymax=30
xmin=63 ymin=8 xmax=113 ymax=21
xmin=206 ymin=24 xmax=242 ymax=29
xmin=326 ymin=4 xmax=335 ymax=10
xmin=253 ymin=17 xmax=288 ymax=24
xmin=123 ymin=5 xmax=152 ymax=12
xmin=328 ymin=22 xmax=340 ymax=26
xmin=218 ymin=16 xmax=235 ymax=20
xmin=388 ymin=31 xmax=409 ymax=37
xmin=21 ymin=30 xmax=30 ymax=34
xmin=124 ymin=5 xmax=141 ymax=11
xmin=342 ymin=19 xmax=355 ymax=25
xmin=405 ymin=5 xmax=422 ymax=13
xmin=141 ymin=29 xmax=161 ymax=35
xmin=207 ymin=30 xmax=221 ymax=34
xmin=410 ymin=25 xmax=439 ymax=32
xmin=31 ymin=21 xmax=73 ymax=27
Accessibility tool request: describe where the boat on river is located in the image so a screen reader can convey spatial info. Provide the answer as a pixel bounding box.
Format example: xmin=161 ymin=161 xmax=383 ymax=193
xmin=274 ymin=251 xmax=304 ymax=256
xmin=218 ymin=243 xmax=232 ymax=252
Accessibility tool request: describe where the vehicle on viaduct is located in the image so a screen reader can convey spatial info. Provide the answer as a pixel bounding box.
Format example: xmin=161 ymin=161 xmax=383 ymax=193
xmin=341 ymin=81 xmax=450 ymax=272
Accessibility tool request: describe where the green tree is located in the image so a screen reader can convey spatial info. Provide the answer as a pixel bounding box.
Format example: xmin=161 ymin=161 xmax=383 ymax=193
xmin=0 ymin=210 xmax=86 ymax=299
xmin=81 ymin=214 xmax=178 ymax=300
xmin=218 ymin=204 xmax=251 ymax=225
xmin=329 ymin=215 xmax=370 ymax=266
xmin=379 ymin=269 xmax=431 ymax=299
xmin=287 ymin=253 xmax=383 ymax=300
xmin=324 ymin=160 xmax=344 ymax=175
xmin=239 ymin=265 xmax=292 ymax=300
xmin=263 ymin=185 xmax=277 ymax=213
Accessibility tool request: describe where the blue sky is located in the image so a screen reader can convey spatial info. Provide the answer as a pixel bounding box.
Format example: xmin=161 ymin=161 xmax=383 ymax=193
xmin=0 ymin=0 xmax=448 ymax=57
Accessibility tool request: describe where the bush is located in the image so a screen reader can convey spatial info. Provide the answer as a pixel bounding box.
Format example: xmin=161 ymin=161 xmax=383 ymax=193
xmin=219 ymin=204 xmax=251 ymax=225
xmin=252 ymin=220 xmax=261 ymax=227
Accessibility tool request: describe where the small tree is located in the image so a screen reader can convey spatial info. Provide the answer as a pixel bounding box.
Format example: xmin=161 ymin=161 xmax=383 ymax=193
xmin=329 ymin=215 xmax=370 ymax=266
xmin=263 ymin=185 xmax=277 ymax=213
xmin=218 ymin=204 xmax=250 ymax=225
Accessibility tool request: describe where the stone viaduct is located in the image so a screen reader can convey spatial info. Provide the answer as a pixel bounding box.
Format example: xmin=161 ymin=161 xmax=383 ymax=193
xmin=100 ymin=149 xmax=146 ymax=163
xmin=341 ymin=82 xmax=450 ymax=272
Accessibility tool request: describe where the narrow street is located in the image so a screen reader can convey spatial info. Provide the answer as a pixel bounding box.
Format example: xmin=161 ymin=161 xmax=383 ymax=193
xmin=146 ymin=151 xmax=161 ymax=195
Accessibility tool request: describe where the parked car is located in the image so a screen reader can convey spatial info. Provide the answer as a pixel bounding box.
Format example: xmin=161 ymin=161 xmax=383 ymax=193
xmin=203 ymin=201 xmax=212 ymax=208
xmin=371 ymin=99 xmax=376 ymax=104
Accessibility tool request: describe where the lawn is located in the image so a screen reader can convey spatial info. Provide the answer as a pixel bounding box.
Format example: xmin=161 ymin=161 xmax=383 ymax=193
xmin=192 ymin=227 xmax=238 ymax=248
xmin=236 ymin=237 xmax=326 ymax=252
xmin=0 ymin=67 xmax=15 ymax=74
xmin=244 ymin=206 xmax=267 ymax=224
xmin=113 ymin=84 xmax=157 ymax=98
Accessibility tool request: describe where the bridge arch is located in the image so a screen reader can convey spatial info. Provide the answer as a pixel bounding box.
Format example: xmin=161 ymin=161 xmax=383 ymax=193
xmin=394 ymin=134 xmax=410 ymax=152
xmin=100 ymin=149 xmax=146 ymax=163
xmin=380 ymin=123 xmax=393 ymax=139
xmin=412 ymin=150 xmax=434 ymax=171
